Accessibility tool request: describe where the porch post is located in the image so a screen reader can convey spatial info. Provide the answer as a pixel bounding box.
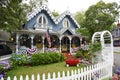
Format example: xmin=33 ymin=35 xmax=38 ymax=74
xmin=69 ymin=37 xmax=72 ymax=53
xmin=80 ymin=38 xmax=82 ymax=46
xmin=30 ymin=35 xmax=34 ymax=48
xmin=16 ymin=34 xmax=19 ymax=53
xmin=42 ymin=36 xmax=45 ymax=53
xmin=59 ymin=37 xmax=62 ymax=53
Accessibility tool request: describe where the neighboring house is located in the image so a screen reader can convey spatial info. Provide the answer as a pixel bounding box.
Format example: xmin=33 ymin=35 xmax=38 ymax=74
xmin=112 ymin=21 xmax=120 ymax=47
xmin=15 ymin=3 xmax=81 ymax=53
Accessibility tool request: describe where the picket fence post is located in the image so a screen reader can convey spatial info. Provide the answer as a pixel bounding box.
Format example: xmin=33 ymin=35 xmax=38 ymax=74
xmin=57 ymin=71 xmax=60 ymax=79
xmin=20 ymin=75 xmax=23 ymax=80
xmin=52 ymin=72 xmax=56 ymax=80
xmin=0 ymin=78 xmax=4 ymax=80
xmin=47 ymin=73 xmax=51 ymax=80
xmin=31 ymin=74 xmax=34 ymax=80
xmin=7 ymin=76 xmax=11 ymax=80
xmin=67 ymin=71 xmax=70 ymax=80
xmin=37 ymin=74 xmax=40 ymax=80
xmin=26 ymin=75 xmax=29 ymax=80
xmin=77 ymin=69 xmax=80 ymax=80
xmin=13 ymin=76 xmax=17 ymax=80
xmin=62 ymin=71 xmax=65 ymax=80
xmin=42 ymin=74 xmax=45 ymax=80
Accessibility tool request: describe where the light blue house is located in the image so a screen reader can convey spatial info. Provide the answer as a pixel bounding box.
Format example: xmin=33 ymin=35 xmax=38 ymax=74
xmin=15 ymin=3 xmax=81 ymax=53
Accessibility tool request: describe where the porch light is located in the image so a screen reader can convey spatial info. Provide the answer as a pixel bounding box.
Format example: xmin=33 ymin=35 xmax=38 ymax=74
xmin=10 ymin=37 xmax=14 ymax=41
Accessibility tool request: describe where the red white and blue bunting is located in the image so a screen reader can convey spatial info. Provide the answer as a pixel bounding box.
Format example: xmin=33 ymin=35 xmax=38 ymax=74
xmin=27 ymin=48 xmax=37 ymax=54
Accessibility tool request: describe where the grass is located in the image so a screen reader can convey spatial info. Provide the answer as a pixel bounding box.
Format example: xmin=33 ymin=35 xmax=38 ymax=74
xmin=6 ymin=61 xmax=84 ymax=79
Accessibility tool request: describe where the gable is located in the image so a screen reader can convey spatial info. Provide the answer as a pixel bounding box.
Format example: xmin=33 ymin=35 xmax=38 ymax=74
xmin=26 ymin=5 xmax=80 ymax=29
xmin=63 ymin=30 xmax=73 ymax=35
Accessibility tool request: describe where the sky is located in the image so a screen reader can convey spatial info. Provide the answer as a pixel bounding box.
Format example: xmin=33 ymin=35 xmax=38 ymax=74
xmin=48 ymin=0 xmax=120 ymax=13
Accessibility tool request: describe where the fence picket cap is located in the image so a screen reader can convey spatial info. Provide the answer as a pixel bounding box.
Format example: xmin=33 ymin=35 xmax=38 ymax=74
xmin=53 ymin=72 xmax=56 ymax=79
xmin=86 ymin=66 xmax=89 ymax=71
xmin=83 ymin=67 xmax=86 ymax=72
xmin=7 ymin=76 xmax=11 ymax=80
xmin=25 ymin=75 xmax=29 ymax=80
xmin=74 ymin=70 xmax=77 ymax=74
xmin=47 ymin=73 xmax=51 ymax=79
xmin=1 ymin=77 xmax=4 ymax=80
xmin=42 ymin=73 xmax=45 ymax=80
xmin=80 ymin=67 xmax=83 ymax=74
xmin=67 ymin=70 xmax=70 ymax=76
xmin=31 ymin=74 xmax=34 ymax=80
xmin=62 ymin=71 xmax=65 ymax=77
xmin=13 ymin=76 xmax=17 ymax=80
xmin=20 ymin=75 xmax=23 ymax=80
xmin=78 ymin=69 xmax=80 ymax=74
xmin=37 ymin=74 xmax=40 ymax=80
xmin=57 ymin=71 xmax=60 ymax=78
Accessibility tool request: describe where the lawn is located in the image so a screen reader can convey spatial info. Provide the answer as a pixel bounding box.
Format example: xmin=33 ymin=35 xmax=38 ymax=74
xmin=6 ymin=61 xmax=84 ymax=79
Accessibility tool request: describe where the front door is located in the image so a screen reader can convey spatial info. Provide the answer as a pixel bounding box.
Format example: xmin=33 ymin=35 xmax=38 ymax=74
xmin=61 ymin=36 xmax=70 ymax=53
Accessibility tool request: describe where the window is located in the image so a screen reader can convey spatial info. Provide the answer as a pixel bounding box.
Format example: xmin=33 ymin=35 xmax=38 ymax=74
xmin=38 ymin=15 xmax=47 ymax=27
xmin=63 ymin=18 xmax=70 ymax=28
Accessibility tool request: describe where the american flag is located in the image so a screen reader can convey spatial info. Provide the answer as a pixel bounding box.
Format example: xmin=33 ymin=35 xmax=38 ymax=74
xmin=46 ymin=28 xmax=51 ymax=47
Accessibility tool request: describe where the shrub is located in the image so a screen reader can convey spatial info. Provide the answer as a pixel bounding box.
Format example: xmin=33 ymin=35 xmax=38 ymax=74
xmin=75 ymin=49 xmax=84 ymax=58
xmin=11 ymin=54 xmax=29 ymax=66
xmin=30 ymin=52 xmax=65 ymax=66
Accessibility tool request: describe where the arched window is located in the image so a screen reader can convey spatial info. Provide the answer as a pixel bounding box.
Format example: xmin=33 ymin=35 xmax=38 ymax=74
xmin=63 ymin=18 xmax=70 ymax=28
xmin=38 ymin=14 xmax=47 ymax=28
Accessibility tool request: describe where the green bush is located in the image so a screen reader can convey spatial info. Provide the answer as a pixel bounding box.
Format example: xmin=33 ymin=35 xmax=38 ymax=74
xmin=30 ymin=52 xmax=65 ymax=66
xmin=89 ymin=42 xmax=102 ymax=53
xmin=75 ymin=49 xmax=84 ymax=58
xmin=11 ymin=54 xmax=29 ymax=66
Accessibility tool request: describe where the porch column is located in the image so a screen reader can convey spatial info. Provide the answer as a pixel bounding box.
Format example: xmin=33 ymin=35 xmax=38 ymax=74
xmin=59 ymin=37 xmax=62 ymax=53
xmin=69 ymin=37 xmax=72 ymax=53
xmin=16 ymin=34 xmax=19 ymax=53
xmin=80 ymin=38 xmax=82 ymax=46
xmin=42 ymin=36 xmax=45 ymax=53
xmin=30 ymin=35 xmax=34 ymax=48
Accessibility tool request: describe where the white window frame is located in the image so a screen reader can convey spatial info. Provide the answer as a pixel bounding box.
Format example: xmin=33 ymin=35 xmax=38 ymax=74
xmin=63 ymin=18 xmax=70 ymax=28
xmin=37 ymin=14 xmax=48 ymax=28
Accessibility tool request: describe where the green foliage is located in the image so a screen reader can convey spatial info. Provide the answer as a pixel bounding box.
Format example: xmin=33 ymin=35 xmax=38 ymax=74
xmin=0 ymin=64 xmax=5 ymax=72
xmin=52 ymin=10 xmax=59 ymax=17
xmin=75 ymin=49 xmax=89 ymax=58
xmin=75 ymin=49 xmax=84 ymax=58
xmin=81 ymin=1 xmax=119 ymax=39
xmin=75 ymin=11 xmax=85 ymax=26
xmin=30 ymin=52 xmax=65 ymax=66
xmin=11 ymin=54 xmax=29 ymax=66
xmin=89 ymin=42 xmax=102 ymax=54
xmin=0 ymin=0 xmax=27 ymax=32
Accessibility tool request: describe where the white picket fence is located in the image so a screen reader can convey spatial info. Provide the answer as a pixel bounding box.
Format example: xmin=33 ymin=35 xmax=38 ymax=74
xmin=1 ymin=60 xmax=112 ymax=80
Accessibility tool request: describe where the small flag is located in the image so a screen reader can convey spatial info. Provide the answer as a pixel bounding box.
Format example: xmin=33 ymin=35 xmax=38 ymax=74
xmin=46 ymin=28 xmax=51 ymax=47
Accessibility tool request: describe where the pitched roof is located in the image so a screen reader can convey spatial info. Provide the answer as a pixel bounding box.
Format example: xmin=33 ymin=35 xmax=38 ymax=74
xmin=27 ymin=5 xmax=80 ymax=28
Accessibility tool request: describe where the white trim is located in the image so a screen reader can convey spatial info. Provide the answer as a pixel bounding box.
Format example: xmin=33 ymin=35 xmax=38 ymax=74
xmin=36 ymin=14 xmax=48 ymax=29
xmin=62 ymin=18 xmax=70 ymax=28
xmin=27 ymin=5 xmax=80 ymax=28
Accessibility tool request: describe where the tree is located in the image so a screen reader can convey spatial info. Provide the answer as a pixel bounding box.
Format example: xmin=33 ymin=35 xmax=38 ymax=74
xmin=81 ymin=1 xmax=119 ymax=39
xmin=0 ymin=0 xmax=27 ymax=33
xmin=75 ymin=11 xmax=85 ymax=26
xmin=52 ymin=10 xmax=59 ymax=17
xmin=29 ymin=0 xmax=48 ymax=10
xmin=75 ymin=11 xmax=89 ymax=37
